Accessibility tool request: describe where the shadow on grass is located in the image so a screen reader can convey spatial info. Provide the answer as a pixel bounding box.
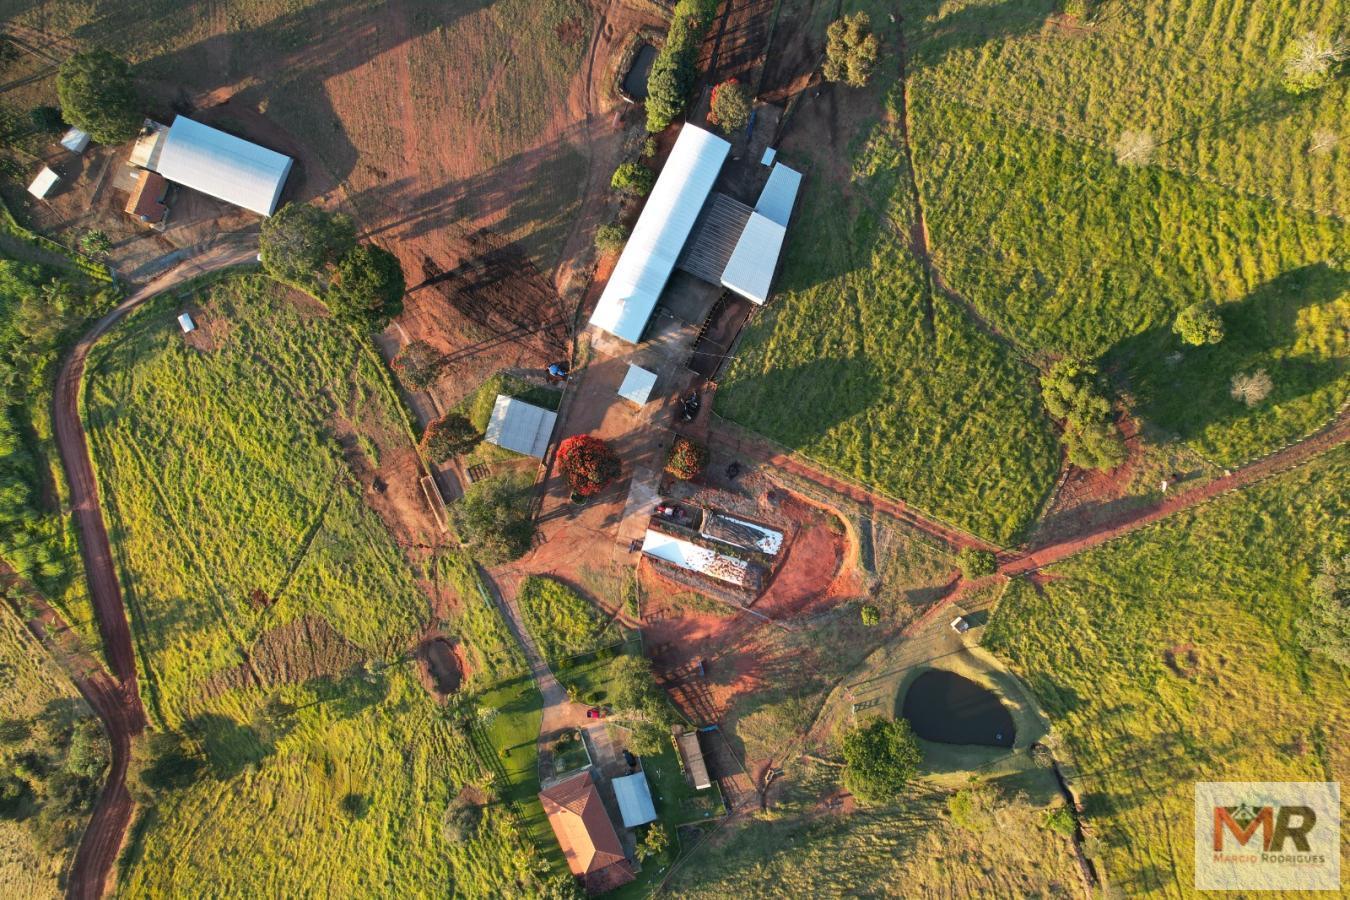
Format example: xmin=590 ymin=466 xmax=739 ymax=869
xmin=717 ymin=356 xmax=883 ymax=445
xmin=183 ymin=713 xmax=272 ymax=781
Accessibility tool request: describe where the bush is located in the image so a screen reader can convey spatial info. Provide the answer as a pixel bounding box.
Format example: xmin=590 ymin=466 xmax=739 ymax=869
xmin=636 ymin=822 xmax=670 ymax=861
xmin=841 ymin=717 xmax=921 ymax=805
xmin=452 ymin=476 xmax=534 ymax=565
xmin=1172 ymin=302 xmax=1224 ymax=346
xmin=29 ymin=105 xmax=64 ymax=134
xmin=1040 ymin=358 xmax=1125 ymax=471
xmin=64 ymin=719 xmax=107 ymax=780
xmin=442 ymin=794 xmax=482 ymax=842
xmin=327 ymin=244 xmax=405 ymax=330
xmin=421 ymin=413 xmax=481 ymax=461
xmin=957 ymin=548 xmax=996 ymax=579
xmin=823 ymin=12 xmax=880 ymax=88
xmin=611 ymin=161 xmax=655 ymax=197
xmin=0 ymin=774 xmax=31 ymax=820
xmin=78 ymin=229 xmax=112 ymax=260
xmin=1229 ymin=370 xmax=1274 ymax=407
xmin=557 ymin=435 xmax=621 ymax=497
xmin=708 ymin=79 xmax=751 ymax=133
xmin=1297 ymin=552 xmax=1348 ymax=667
xmin=860 ymin=604 xmax=880 ymax=626
xmin=948 ymin=784 xmax=996 ymax=833
xmin=392 ymin=339 xmax=441 ymax=390
xmin=665 ymin=437 xmax=707 ymax=480
xmin=646 ymin=0 xmax=719 ymax=132
xmin=1281 ymin=32 xmax=1348 ymax=95
xmin=1042 ymin=806 xmax=1077 ymax=837
xmin=56 ymin=49 xmax=140 ymax=144
xmin=260 ymin=203 xmax=356 ymax=289
xmin=595 ymin=223 xmax=628 ymax=253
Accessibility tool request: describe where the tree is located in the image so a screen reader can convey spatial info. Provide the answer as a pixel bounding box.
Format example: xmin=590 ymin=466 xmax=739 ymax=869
xmin=608 ymin=655 xmax=670 ymax=755
xmin=595 ymin=223 xmax=628 ymax=253
xmin=78 ymin=229 xmax=112 ymax=260
xmin=1173 ymin=302 xmax=1224 ymax=346
xmin=708 ymin=79 xmax=751 ymax=133
xmin=56 ymin=49 xmax=140 ymax=144
xmin=259 ymin=202 xmax=356 ymax=289
xmin=957 ymin=548 xmax=996 ymax=579
xmin=64 ymin=719 xmax=108 ymax=780
xmin=841 ymin=717 xmax=921 ymax=805
xmin=556 ymin=434 xmax=621 ymax=498
xmin=823 ymin=12 xmax=880 ymax=88
xmin=636 ymin=823 xmax=670 ymax=861
xmin=1282 ymin=32 xmax=1348 ymax=95
xmin=1040 ymin=358 xmax=1125 ymax=472
xmin=1229 ymin=369 xmax=1274 ymax=407
xmin=0 ymin=774 xmax=30 ymax=820
xmin=421 ymin=413 xmax=481 ymax=461
xmin=611 ymin=161 xmax=655 ymax=197
xmin=327 ymin=244 xmax=405 ymax=329
xmin=665 ymin=437 xmax=707 ymax=480
xmin=645 ymin=0 xmax=718 ymax=132
xmin=392 ymin=339 xmax=441 ymax=390
xmin=29 ymin=105 xmax=64 ymax=134
xmin=860 ymin=604 xmax=880 ymax=626
xmin=452 ymin=477 xmax=534 ymax=565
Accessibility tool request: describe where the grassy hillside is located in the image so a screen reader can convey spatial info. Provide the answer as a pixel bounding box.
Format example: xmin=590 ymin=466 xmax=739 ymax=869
xmin=983 ymin=445 xmax=1350 ymax=895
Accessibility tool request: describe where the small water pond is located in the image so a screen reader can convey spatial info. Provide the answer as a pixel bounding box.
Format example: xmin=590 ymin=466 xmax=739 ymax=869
xmin=901 ymin=669 xmax=1015 ymax=747
xmin=423 ymin=638 xmax=463 ymax=694
xmin=623 ymin=43 xmax=658 ymax=99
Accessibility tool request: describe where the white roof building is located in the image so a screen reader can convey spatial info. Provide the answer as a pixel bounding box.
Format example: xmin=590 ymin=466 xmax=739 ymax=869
xmin=718 ymin=163 xmax=803 ymax=305
xmin=484 ymin=394 xmax=557 ymax=458
xmin=27 ymin=166 xmax=59 ymax=199
xmin=617 ymin=364 xmax=658 ymax=405
xmin=177 ymin=312 xmax=196 ymax=333
xmin=589 ymin=125 xmax=730 ymax=343
xmin=60 ymin=127 xmax=90 ymax=154
xmin=641 ymin=528 xmax=750 ymax=588
xmin=612 ymin=772 xmax=657 ymax=828
xmin=754 ymin=163 xmax=803 ymax=226
xmin=153 ymin=117 xmax=293 ymax=216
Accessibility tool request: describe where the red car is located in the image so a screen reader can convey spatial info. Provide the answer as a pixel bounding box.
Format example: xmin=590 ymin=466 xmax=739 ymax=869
xmin=586 ymin=708 xmax=604 ymax=719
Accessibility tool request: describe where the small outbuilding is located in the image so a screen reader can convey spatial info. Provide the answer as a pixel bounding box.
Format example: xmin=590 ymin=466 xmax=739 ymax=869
xmin=27 ymin=166 xmax=59 ymax=199
xmin=125 ymin=169 xmax=169 ymax=224
xmin=177 ymin=312 xmax=196 ymax=333
xmin=484 ymin=394 xmax=557 ymax=459
xmin=674 ymin=729 xmax=712 ymax=790
xmin=617 ymin=363 xmax=658 ymax=406
xmin=611 ymin=771 xmax=657 ymax=828
xmin=60 ymin=127 xmax=90 ymax=154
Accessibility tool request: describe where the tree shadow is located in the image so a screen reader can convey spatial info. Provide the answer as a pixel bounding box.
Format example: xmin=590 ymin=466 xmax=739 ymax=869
xmin=716 ymin=356 xmax=883 ymax=446
xmin=1109 ymin=263 xmax=1349 ymax=448
xmin=183 ymin=713 xmax=272 ymax=781
xmin=905 ymin=0 xmax=1062 ymax=72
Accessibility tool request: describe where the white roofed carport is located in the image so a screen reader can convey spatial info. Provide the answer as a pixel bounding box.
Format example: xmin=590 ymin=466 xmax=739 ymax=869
xmin=612 ymin=772 xmax=657 ymax=828
xmin=617 ymin=364 xmax=658 ymax=405
xmin=484 ymin=395 xmax=557 ymax=458
xmin=154 ymin=117 xmax=293 ymax=216
xmin=588 ymin=125 xmax=730 ymax=343
xmin=27 ymin=167 xmax=59 ymax=198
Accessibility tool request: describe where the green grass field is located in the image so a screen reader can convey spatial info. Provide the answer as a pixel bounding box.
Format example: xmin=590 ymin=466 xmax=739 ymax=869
xmin=983 ymin=446 xmax=1350 ymax=895
xmin=517 ymin=576 xmax=617 ymax=665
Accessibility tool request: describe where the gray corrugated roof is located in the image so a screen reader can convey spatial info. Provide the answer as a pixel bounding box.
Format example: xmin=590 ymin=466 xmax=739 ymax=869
xmin=484 ymin=395 xmax=557 ymax=458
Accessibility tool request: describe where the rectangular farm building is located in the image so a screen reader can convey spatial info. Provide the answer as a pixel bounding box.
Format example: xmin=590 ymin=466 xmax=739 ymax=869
xmin=641 ymin=528 xmax=751 ymax=588
xmin=612 ymin=772 xmax=657 ymax=828
xmin=588 ymin=124 xmax=730 ymax=343
xmin=484 ymin=394 xmax=557 ymax=458
xmin=674 ymin=730 xmax=712 ymax=790
xmin=152 ymin=117 xmax=293 ymax=216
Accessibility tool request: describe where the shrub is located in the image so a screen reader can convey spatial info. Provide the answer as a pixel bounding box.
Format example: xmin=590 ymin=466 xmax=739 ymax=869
xmin=1172 ymin=302 xmax=1224 ymax=346
xmin=860 ymin=604 xmax=880 ymax=626
xmin=646 ymin=0 xmax=719 ymax=132
xmin=1229 ymin=370 xmax=1274 ymax=407
xmin=607 ymin=653 xmax=672 ymax=753
xmin=595 ymin=223 xmax=628 ymax=253
xmin=78 ymin=229 xmax=112 ymax=259
xmin=1282 ymin=32 xmax=1348 ymax=95
xmin=641 ymin=137 xmax=658 ymax=158
xmin=636 ymin=823 xmax=670 ymax=861
xmin=442 ymin=794 xmax=482 ymax=842
xmin=841 ymin=717 xmax=921 ymax=805
xmin=557 ymin=435 xmax=621 ymax=497
xmin=64 ymin=719 xmax=107 ymax=780
xmin=0 ymin=774 xmax=30 ymax=820
xmin=327 ymin=244 xmax=405 ymax=330
xmin=823 ymin=12 xmax=880 ymax=88
xmin=1042 ymin=806 xmax=1077 ymax=837
xmin=708 ymin=79 xmax=751 ymax=133
xmin=421 ymin=413 xmax=481 ymax=461
xmin=452 ymin=476 xmax=534 ymax=565
xmin=665 ymin=436 xmax=707 ymax=480
xmin=611 ymin=161 xmax=655 ymax=197
xmin=56 ymin=49 xmax=140 ymax=144
xmin=1298 ymin=552 xmax=1349 ymax=667
xmin=260 ymin=203 xmax=356 ymax=289
xmin=948 ymin=784 xmax=996 ymax=833
xmin=958 ymin=547 xmax=996 ymax=579
xmin=1040 ymin=358 xmax=1125 ymax=471
xmin=392 ymin=339 xmax=441 ymax=390
xmin=0 ymin=718 xmax=30 ymax=743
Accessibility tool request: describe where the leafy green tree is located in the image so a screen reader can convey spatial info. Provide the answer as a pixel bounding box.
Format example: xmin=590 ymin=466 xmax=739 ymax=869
xmin=595 ymin=223 xmax=628 ymax=253
xmin=64 ymin=718 xmax=108 ymax=779
xmin=1042 ymin=806 xmax=1077 ymax=836
xmin=665 ymin=436 xmax=707 ymax=480
xmin=326 ymin=244 xmax=405 ymax=329
xmin=1040 ymin=358 xmax=1125 ymax=472
xmin=259 ymin=202 xmax=356 ymax=289
xmin=0 ymin=774 xmax=30 ymax=820
xmin=823 ymin=12 xmax=880 ymax=88
xmin=452 ymin=476 xmax=534 ymax=565
xmin=646 ymin=0 xmax=719 ymax=132
xmin=421 ymin=413 xmax=481 ymax=461
xmin=958 ymin=547 xmax=996 ymax=579
xmin=636 ymin=823 xmax=670 ymax=861
xmin=841 ymin=717 xmax=921 ymax=805
xmin=607 ymin=654 xmax=670 ymax=754
xmin=392 ymin=339 xmax=441 ymax=390
xmin=611 ymin=161 xmax=655 ymax=197
xmin=1173 ymin=302 xmax=1224 ymax=346
xmin=709 ymin=79 xmax=751 ymax=133
xmin=860 ymin=604 xmax=880 ymax=626
xmin=29 ymin=105 xmax=64 ymax=134
xmin=56 ymin=49 xmax=140 ymax=144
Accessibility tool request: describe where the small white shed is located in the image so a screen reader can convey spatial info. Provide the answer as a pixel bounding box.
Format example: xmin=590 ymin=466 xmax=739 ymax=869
xmin=612 ymin=772 xmax=657 ymax=828
xmin=60 ymin=127 xmax=91 ymax=154
xmin=27 ymin=167 xmax=60 ymax=199
xmin=484 ymin=395 xmax=557 ymax=458
xmin=617 ymin=364 xmax=658 ymax=406
xmin=177 ymin=312 xmax=196 ymax=333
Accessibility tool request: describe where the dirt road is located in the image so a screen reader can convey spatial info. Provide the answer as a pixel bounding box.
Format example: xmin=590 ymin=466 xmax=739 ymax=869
xmin=52 ymin=237 xmax=259 ymax=900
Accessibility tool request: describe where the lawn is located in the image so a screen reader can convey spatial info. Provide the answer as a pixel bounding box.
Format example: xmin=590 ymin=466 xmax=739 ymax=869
xmin=982 ymin=445 xmax=1350 ymax=895
xmin=719 ymin=9 xmax=1059 ymax=544
xmin=517 ymin=576 xmax=619 ymax=665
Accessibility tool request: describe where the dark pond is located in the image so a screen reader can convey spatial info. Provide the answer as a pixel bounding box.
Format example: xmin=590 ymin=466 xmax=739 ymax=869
xmin=901 ymin=669 xmax=1015 ymax=747
xmin=623 ymin=43 xmax=658 ymax=100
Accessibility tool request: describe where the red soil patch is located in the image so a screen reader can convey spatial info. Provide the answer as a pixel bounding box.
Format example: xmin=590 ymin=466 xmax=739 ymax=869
xmin=1031 ymin=410 xmax=1147 ymax=545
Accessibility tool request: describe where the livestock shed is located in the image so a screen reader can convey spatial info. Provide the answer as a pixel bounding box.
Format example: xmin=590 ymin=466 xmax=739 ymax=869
xmin=611 ymin=772 xmax=657 ymax=828
xmin=641 ymin=528 xmax=751 ymax=588
xmin=589 ymin=124 xmax=730 ymax=343
xmin=484 ymin=394 xmax=557 ymax=458
xmin=719 ymin=163 xmax=803 ymax=305
xmin=60 ymin=127 xmax=90 ymax=154
xmin=152 ymin=117 xmax=293 ymax=216
xmin=674 ymin=729 xmax=712 ymax=790
xmin=27 ymin=166 xmax=59 ymax=199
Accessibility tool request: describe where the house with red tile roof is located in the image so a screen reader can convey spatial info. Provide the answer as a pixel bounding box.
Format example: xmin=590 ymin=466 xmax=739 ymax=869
xmin=539 ymin=770 xmax=635 ymax=894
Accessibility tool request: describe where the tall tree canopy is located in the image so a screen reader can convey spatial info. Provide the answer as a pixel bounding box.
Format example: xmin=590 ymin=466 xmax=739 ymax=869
xmin=326 ymin=244 xmax=405 ymax=330
xmin=259 ymin=203 xmax=356 ymax=290
xmin=56 ymin=50 xmax=141 ymax=144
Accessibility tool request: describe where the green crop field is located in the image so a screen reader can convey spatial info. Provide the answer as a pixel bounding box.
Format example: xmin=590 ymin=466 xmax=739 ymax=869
xmin=983 ymin=446 xmax=1350 ymax=895
xmin=84 ymin=275 xmax=561 ymax=894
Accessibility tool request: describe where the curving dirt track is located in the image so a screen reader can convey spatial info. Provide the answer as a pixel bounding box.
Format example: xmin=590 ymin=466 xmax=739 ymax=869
xmin=53 ymin=239 xmax=259 ymax=900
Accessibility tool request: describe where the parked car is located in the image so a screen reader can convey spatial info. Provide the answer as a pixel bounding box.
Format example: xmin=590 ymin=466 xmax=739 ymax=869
xmin=950 ymin=616 xmax=971 ymax=634
xmin=586 ymin=707 xmax=604 ymax=719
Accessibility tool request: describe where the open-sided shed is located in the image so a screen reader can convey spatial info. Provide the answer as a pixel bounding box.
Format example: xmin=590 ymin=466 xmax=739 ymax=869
xmin=484 ymin=394 xmax=557 ymax=458
xmin=612 ymin=772 xmax=657 ymax=828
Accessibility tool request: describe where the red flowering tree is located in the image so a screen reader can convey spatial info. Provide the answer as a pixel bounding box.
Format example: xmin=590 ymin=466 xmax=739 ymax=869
xmin=665 ymin=437 xmax=707 ymax=480
xmin=556 ymin=435 xmax=621 ymax=498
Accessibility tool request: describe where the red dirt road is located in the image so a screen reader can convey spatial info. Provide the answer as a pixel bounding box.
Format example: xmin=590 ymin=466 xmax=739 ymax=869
xmin=52 ymin=240 xmax=259 ymax=900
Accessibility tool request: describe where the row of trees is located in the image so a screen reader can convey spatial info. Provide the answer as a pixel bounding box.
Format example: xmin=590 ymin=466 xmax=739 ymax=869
xmin=645 ymin=0 xmax=720 ymax=133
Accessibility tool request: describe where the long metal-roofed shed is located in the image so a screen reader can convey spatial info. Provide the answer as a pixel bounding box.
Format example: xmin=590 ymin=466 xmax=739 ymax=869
xmin=674 ymin=729 xmax=712 ymax=790
xmin=484 ymin=394 xmax=557 ymax=458
xmin=589 ymin=124 xmax=731 ymax=343
xmin=152 ymin=117 xmax=293 ymax=216
xmin=719 ymin=163 xmax=803 ymax=305
xmin=612 ymin=772 xmax=657 ymax=828
xmin=641 ymin=528 xmax=750 ymax=588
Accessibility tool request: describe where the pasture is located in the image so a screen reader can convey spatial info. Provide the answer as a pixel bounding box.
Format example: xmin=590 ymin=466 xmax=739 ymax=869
xmin=983 ymin=446 xmax=1350 ymax=895
xmin=517 ymin=575 xmax=617 ymax=664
